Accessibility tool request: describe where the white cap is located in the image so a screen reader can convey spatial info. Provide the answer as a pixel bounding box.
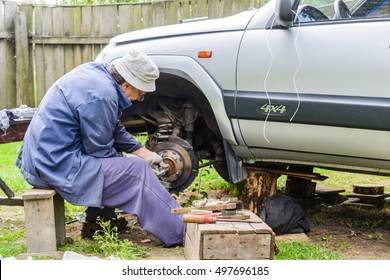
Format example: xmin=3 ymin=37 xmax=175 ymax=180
xmin=113 ymin=50 xmax=159 ymax=92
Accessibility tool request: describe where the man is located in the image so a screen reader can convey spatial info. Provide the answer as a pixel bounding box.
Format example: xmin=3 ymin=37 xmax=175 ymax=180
xmin=16 ymin=50 xmax=184 ymax=247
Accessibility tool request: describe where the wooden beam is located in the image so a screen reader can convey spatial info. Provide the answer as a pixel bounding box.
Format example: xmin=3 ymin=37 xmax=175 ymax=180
xmin=15 ymin=11 xmax=34 ymax=106
xmin=31 ymin=36 xmax=111 ymax=45
xmin=246 ymin=166 xmax=328 ymax=181
xmin=0 ymin=197 xmax=23 ymax=206
xmin=0 ymin=30 xmax=13 ymax=39
xmin=0 ymin=178 xmax=15 ymax=198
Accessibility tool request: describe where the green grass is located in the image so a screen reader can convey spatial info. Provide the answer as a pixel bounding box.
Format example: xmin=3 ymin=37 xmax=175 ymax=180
xmin=0 ymin=217 xmax=27 ymax=258
xmin=0 ymin=142 xmax=31 ymax=195
xmin=188 ymin=163 xmax=239 ymax=196
xmin=275 ymin=241 xmax=344 ymax=260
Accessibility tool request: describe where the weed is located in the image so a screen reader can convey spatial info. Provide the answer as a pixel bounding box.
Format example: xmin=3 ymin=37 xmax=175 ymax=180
xmin=368 ymin=234 xmax=384 ymax=241
xmin=64 ymin=203 xmax=85 ymax=223
xmin=375 ymin=234 xmax=384 ymax=241
xmin=336 ymin=240 xmax=352 ymax=250
xmin=91 ymin=218 xmax=149 ymax=260
xmin=321 ymin=235 xmax=333 ymax=242
xmin=371 ymin=220 xmax=383 ymax=229
xmin=58 ymin=218 xmax=150 ymax=260
xmin=310 ymin=214 xmax=323 ymax=225
xmin=363 ymin=219 xmax=383 ymax=230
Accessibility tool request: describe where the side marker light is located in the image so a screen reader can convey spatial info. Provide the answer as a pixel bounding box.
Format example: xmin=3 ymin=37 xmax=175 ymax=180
xmin=198 ymin=50 xmax=212 ymax=58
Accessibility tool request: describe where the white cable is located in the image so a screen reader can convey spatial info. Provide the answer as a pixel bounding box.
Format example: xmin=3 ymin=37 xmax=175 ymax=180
xmin=262 ymin=16 xmax=277 ymax=143
xmin=290 ymin=11 xmax=302 ymax=122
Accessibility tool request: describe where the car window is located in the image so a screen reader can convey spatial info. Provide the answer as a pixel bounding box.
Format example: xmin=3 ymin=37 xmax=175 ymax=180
xmin=294 ymin=0 xmax=390 ymax=23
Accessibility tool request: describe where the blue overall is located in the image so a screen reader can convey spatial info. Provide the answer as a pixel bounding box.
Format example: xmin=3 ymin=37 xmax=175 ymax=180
xmin=16 ymin=62 xmax=183 ymax=246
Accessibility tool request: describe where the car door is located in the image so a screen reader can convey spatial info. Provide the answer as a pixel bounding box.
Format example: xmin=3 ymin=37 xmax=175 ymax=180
xmin=235 ymin=0 xmax=390 ymax=169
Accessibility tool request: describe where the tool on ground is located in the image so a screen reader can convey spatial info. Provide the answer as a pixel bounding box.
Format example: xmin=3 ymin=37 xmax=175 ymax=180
xmin=182 ymin=214 xmax=262 ymax=224
xmin=170 ymin=202 xmax=237 ymax=214
xmin=218 ymin=210 xmax=250 ymax=220
xmin=186 ymin=209 xmax=250 ymax=220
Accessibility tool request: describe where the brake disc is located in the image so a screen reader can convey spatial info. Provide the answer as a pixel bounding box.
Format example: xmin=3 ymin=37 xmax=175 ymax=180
xmin=151 ymin=136 xmax=198 ymax=194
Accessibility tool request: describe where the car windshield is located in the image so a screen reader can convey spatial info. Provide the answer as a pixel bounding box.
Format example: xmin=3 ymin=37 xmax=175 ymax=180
xmin=295 ymin=0 xmax=390 ymax=22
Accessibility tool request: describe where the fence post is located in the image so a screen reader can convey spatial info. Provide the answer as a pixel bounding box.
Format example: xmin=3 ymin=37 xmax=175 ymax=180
xmin=15 ymin=10 xmax=33 ymax=107
xmin=0 ymin=0 xmax=17 ymax=109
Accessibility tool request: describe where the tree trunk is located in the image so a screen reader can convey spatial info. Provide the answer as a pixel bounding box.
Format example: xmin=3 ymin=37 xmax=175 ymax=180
xmin=238 ymin=171 xmax=277 ymax=215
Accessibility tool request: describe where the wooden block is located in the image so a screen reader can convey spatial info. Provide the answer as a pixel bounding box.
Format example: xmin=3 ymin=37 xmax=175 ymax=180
xmin=286 ymin=179 xmax=316 ymax=199
xmin=184 ymin=210 xmax=275 ymax=260
xmin=23 ymin=189 xmax=56 ymax=200
xmin=239 ymin=171 xmax=277 ymax=215
xmin=316 ymin=185 xmax=345 ymax=196
xmin=53 ymin=193 xmax=66 ymax=243
xmin=0 ymin=196 xmax=24 ymax=206
xmin=346 ymin=193 xmax=390 ymax=203
xmin=22 ymin=189 xmax=65 ymax=253
xmin=353 ymin=184 xmax=384 ymax=195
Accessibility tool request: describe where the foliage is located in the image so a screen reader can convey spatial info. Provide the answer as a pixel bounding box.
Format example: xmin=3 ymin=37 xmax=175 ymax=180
xmin=64 ymin=202 xmax=86 ymax=223
xmin=91 ymin=218 xmax=149 ymax=259
xmin=191 ymin=162 xmax=238 ymax=196
xmin=58 ymin=218 xmax=150 ymax=259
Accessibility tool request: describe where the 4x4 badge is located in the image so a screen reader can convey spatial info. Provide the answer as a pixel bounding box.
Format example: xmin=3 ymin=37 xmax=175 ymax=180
xmin=259 ymin=104 xmax=287 ymax=114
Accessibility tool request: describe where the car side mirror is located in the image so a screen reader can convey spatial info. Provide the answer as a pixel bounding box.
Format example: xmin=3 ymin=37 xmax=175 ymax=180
xmin=275 ymin=0 xmax=294 ymax=27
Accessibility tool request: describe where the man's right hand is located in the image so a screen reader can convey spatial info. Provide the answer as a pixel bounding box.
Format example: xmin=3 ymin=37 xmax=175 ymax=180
xmin=146 ymin=152 xmax=169 ymax=169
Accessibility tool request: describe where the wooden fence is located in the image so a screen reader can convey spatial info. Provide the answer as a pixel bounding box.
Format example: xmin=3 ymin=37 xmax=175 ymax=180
xmin=0 ymin=0 xmax=263 ymax=109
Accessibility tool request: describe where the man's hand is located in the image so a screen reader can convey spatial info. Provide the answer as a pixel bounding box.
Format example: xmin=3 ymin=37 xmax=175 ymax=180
xmin=131 ymin=147 xmax=169 ymax=168
xmin=146 ymin=152 xmax=169 ymax=168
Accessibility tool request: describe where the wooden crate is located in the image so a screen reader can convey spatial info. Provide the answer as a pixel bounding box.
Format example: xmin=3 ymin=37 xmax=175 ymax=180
xmin=184 ymin=211 xmax=275 ymax=260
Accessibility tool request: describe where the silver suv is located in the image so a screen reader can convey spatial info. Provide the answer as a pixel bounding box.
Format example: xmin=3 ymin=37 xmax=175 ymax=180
xmin=96 ymin=0 xmax=390 ymax=193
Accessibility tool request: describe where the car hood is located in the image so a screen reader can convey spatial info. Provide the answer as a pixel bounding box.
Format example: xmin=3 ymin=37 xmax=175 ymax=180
xmin=110 ymin=8 xmax=258 ymax=44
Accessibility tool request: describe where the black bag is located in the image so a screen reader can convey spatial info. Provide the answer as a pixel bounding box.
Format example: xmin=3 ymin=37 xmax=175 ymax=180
xmin=260 ymin=192 xmax=310 ymax=235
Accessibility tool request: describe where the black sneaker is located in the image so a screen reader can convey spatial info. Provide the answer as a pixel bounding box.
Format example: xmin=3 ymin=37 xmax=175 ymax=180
xmin=80 ymin=217 xmax=128 ymax=238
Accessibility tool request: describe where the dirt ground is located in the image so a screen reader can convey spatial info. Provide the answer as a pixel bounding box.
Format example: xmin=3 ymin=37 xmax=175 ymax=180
xmin=1 ymin=190 xmax=389 ymax=260
xmin=65 ymin=190 xmax=390 ymax=260
xmin=303 ymin=202 xmax=390 ymax=260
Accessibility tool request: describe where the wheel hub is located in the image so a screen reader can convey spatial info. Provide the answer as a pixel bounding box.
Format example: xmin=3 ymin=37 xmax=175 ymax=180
xmin=149 ymin=136 xmax=198 ymax=193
